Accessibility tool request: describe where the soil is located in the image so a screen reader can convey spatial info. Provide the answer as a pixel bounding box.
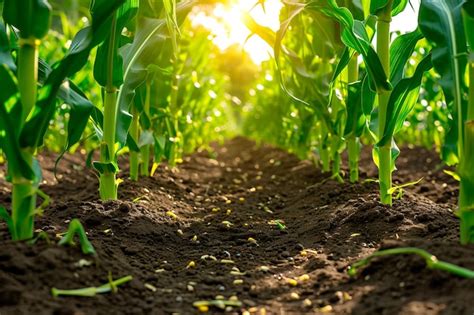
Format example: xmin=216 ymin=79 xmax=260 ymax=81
xmin=0 ymin=137 xmax=472 ymax=315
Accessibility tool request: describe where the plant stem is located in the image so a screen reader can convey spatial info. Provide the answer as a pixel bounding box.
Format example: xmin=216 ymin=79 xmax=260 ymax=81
xmin=332 ymin=151 xmax=343 ymax=182
xmin=347 ymin=53 xmax=360 ymax=183
xmin=99 ymin=13 xmax=118 ymax=200
xmin=99 ymin=89 xmax=118 ymax=200
xmin=376 ymin=1 xmax=393 ymax=205
xmin=320 ymin=146 xmax=330 ymax=173
xmin=459 ymin=62 xmax=474 ymax=244
xmin=129 ymin=107 xmax=139 ymax=181
xmin=348 ymin=137 xmax=360 ymax=183
xmin=11 ymin=38 xmax=40 ymax=240
xmin=140 ymin=80 xmax=151 ymax=176
xmin=18 ymin=39 xmax=38 ymax=122
xmin=11 ymin=154 xmax=36 ymax=240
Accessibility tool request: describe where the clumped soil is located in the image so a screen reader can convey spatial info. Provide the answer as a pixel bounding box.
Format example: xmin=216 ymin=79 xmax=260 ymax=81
xmin=0 ymin=138 xmax=472 ymax=315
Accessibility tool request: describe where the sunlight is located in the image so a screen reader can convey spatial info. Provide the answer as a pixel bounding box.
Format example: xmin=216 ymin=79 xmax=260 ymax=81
xmin=190 ymin=0 xmax=283 ymax=65
xmin=191 ymin=0 xmax=419 ymax=64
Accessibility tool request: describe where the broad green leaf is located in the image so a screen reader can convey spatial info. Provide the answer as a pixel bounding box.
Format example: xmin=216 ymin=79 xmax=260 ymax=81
xmin=3 ymin=0 xmax=51 ymax=39
xmin=307 ymin=0 xmax=392 ymax=92
xmin=361 ymin=74 xmax=376 ymax=116
xmin=38 ymin=59 xmax=93 ymax=152
xmin=0 ymin=65 xmax=35 ymax=180
xmin=378 ymin=55 xmax=433 ymax=146
xmin=389 ymin=29 xmax=424 ymax=85
xmin=344 ymin=81 xmax=365 ymax=137
xmin=370 ymin=0 xmax=409 ymax=17
xmin=463 ymin=0 xmax=474 ymax=48
xmin=93 ymin=0 xmax=139 ymax=87
xmin=419 ymin=0 xmax=468 ymax=162
xmin=116 ymin=0 xmax=193 ymax=147
xmin=19 ymin=0 xmax=126 ymax=149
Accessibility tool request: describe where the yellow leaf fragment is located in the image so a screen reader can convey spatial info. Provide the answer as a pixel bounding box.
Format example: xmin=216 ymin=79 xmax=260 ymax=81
xmin=248 ymin=237 xmax=258 ymax=245
xmin=166 ymin=211 xmax=177 ymax=219
xmin=286 ymin=278 xmax=298 ymax=286
xmin=298 ymin=274 xmax=310 ymax=282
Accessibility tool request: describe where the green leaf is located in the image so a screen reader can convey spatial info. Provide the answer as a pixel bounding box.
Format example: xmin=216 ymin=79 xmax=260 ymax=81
xmin=93 ymin=161 xmax=118 ymax=174
xmin=19 ymin=0 xmax=126 ymax=150
xmin=463 ymin=0 xmax=474 ymax=48
xmin=0 ymin=22 xmax=15 ymax=70
xmin=307 ymin=0 xmax=392 ymax=92
xmin=0 ymin=65 xmax=35 ymax=180
xmin=115 ymin=0 xmax=193 ymax=147
xmin=378 ymin=55 xmax=433 ymax=146
xmin=419 ymin=0 xmax=468 ymax=161
xmin=389 ymin=29 xmax=424 ymax=85
xmin=93 ymin=0 xmax=139 ymax=87
xmin=370 ymin=0 xmax=409 ymax=17
xmin=58 ymin=218 xmax=96 ymax=255
xmin=361 ymin=74 xmax=377 ymax=116
xmin=3 ymin=0 xmax=51 ymax=39
xmin=0 ymin=206 xmax=16 ymax=239
xmin=37 ymin=59 xmax=93 ymax=152
xmin=344 ymin=81 xmax=365 ymax=137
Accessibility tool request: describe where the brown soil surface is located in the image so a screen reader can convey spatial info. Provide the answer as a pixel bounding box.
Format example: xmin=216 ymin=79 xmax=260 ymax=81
xmin=0 ymin=138 xmax=472 ymax=315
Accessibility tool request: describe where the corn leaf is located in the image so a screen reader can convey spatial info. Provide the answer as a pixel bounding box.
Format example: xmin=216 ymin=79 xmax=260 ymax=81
xmin=370 ymin=0 xmax=409 ymax=17
xmin=344 ymin=81 xmax=365 ymax=137
xmin=115 ymin=0 xmax=193 ymax=147
xmin=389 ymin=28 xmax=424 ymax=85
xmin=463 ymin=0 xmax=474 ymax=48
xmin=3 ymin=0 xmax=51 ymax=39
xmin=37 ymin=59 xmax=93 ymax=153
xmin=307 ymin=0 xmax=392 ymax=93
xmin=419 ymin=0 xmax=468 ymax=164
xmin=378 ymin=55 xmax=433 ymax=146
xmin=93 ymin=0 xmax=139 ymax=87
xmin=19 ymin=0 xmax=126 ymax=150
xmin=0 ymin=65 xmax=35 ymax=180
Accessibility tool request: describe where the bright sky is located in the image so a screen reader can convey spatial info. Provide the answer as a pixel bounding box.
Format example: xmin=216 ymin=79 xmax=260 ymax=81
xmin=190 ymin=0 xmax=420 ymax=65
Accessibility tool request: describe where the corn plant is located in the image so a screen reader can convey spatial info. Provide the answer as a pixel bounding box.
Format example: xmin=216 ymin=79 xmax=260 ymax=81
xmin=302 ymin=0 xmax=431 ymax=205
xmin=419 ymin=0 xmax=474 ymax=244
xmin=126 ymin=0 xmax=191 ymax=180
xmin=0 ymin=0 xmax=125 ymax=240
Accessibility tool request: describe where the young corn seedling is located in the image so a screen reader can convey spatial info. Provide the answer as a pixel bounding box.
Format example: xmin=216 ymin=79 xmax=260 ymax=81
xmin=348 ymin=247 xmax=474 ymax=279
xmin=93 ymin=0 xmax=138 ymax=200
xmin=0 ymin=0 xmax=124 ymax=240
xmin=419 ymin=0 xmax=474 ymax=244
xmin=127 ymin=0 xmax=188 ymax=180
xmin=52 ymin=274 xmax=133 ymax=297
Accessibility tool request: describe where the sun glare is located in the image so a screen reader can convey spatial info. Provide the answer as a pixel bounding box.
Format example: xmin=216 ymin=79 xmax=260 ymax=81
xmin=191 ymin=0 xmax=419 ymax=65
xmin=190 ymin=0 xmax=283 ymax=65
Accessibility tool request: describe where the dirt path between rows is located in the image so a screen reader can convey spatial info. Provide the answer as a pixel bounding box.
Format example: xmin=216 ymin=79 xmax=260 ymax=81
xmin=1 ymin=137 xmax=472 ymax=315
